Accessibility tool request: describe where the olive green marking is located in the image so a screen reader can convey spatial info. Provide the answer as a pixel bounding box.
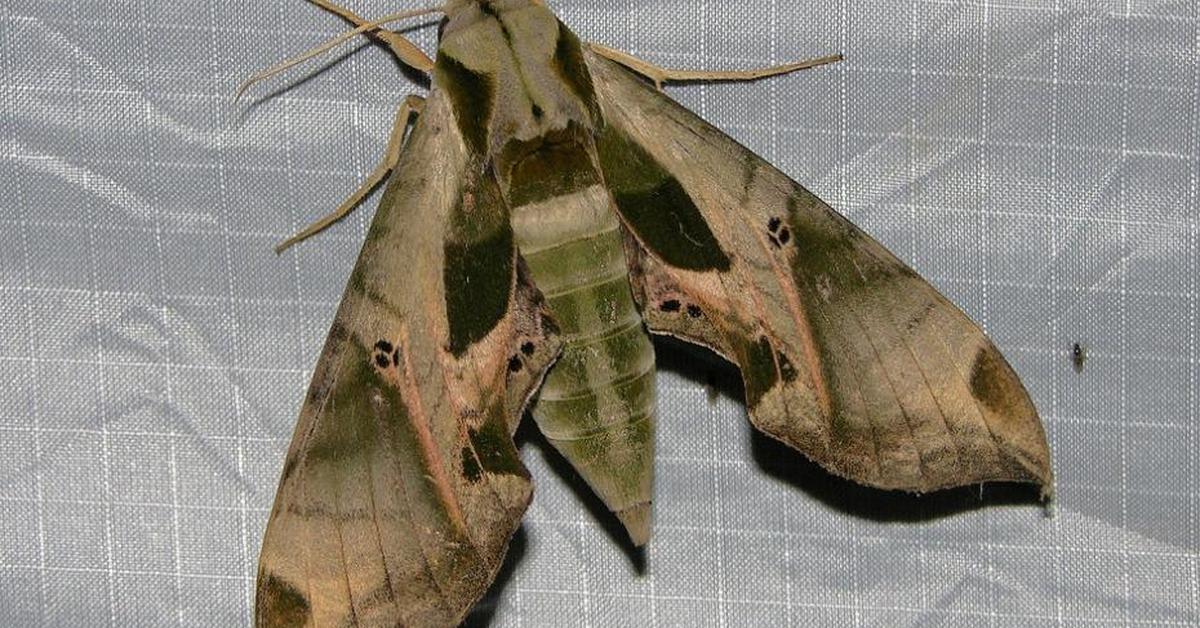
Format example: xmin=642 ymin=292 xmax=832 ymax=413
xmin=785 ymin=187 xmax=917 ymax=287
xmin=304 ymin=347 xmax=385 ymax=464
xmin=553 ymin=23 xmax=600 ymax=122
xmin=259 ymin=574 xmax=311 ymax=627
xmin=784 ymin=190 xmax=859 ymax=288
xmin=506 ymin=134 xmax=601 ymax=207
xmin=597 ymin=124 xmax=731 ymax=272
xmin=741 ymin=335 xmax=780 ymax=409
xmin=969 ymin=344 xmax=1024 ymax=416
xmin=444 ymin=228 xmax=513 ymax=356
xmin=467 ymin=406 xmax=526 ymax=478
xmin=434 ymin=54 xmax=493 ymax=156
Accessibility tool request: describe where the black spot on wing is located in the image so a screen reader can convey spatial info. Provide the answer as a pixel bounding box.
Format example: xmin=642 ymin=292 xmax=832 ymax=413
xmin=461 ymin=446 xmax=483 ymax=483
xmin=520 ymin=341 xmax=536 ymax=356
xmin=767 ymin=216 xmax=791 ymax=249
xmin=659 ymin=299 xmax=682 ymax=313
xmin=372 ymin=340 xmax=395 ymax=369
xmin=686 ymin=304 xmax=703 ymax=319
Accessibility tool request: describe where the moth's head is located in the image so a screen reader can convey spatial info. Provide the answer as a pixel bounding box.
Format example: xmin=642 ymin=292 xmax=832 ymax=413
xmin=438 ymin=0 xmax=546 ymax=43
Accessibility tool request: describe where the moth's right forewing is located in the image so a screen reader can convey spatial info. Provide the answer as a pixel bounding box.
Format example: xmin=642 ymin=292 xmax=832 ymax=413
xmin=587 ymin=49 xmax=1052 ymax=496
xmin=256 ymin=88 xmax=550 ymax=628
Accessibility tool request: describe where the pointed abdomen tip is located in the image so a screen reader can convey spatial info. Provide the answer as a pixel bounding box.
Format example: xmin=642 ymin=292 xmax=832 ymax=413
xmin=616 ymin=502 xmax=652 ymax=547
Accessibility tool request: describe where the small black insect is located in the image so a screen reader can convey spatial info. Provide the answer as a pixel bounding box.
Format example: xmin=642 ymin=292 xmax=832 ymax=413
xmin=1071 ymin=342 xmax=1086 ymax=373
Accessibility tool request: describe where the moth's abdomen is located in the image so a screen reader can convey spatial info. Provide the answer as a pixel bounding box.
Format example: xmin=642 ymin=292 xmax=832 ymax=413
xmin=511 ymin=183 xmax=656 ymax=545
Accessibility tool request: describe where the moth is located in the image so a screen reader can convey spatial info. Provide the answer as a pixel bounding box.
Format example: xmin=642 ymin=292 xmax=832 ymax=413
xmin=250 ymin=1 xmax=1054 ymax=625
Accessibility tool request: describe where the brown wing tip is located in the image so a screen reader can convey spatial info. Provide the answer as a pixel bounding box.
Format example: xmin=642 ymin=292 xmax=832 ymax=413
xmin=615 ymin=502 xmax=653 ymax=547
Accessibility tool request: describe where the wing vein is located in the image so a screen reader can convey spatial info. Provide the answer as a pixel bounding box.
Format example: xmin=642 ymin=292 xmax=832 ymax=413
xmin=333 ymin=481 xmax=360 ymax=626
xmin=846 ymin=307 xmax=930 ymax=484
xmin=889 ymin=306 xmax=967 ymax=474
xmin=363 ymin=449 xmax=401 ymax=618
xmin=396 ymin=326 xmax=470 ymax=536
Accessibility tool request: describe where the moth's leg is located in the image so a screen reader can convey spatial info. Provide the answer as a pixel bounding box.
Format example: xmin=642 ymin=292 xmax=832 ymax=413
xmin=307 ymin=0 xmax=434 ymax=71
xmin=275 ymin=94 xmax=425 ymax=253
xmin=589 ymin=43 xmax=841 ymax=90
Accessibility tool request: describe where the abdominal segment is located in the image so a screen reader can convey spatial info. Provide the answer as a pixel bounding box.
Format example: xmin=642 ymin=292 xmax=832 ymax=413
xmin=510 ymin=181 xmax=656 ymax=545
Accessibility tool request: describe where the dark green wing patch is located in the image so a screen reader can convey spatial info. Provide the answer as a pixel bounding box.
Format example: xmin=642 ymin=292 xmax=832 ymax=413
xmin=597 ymin=123 xmax=731 ymax=272
xmin=435 ymin=53 xmax=494 ymax=156
xmin=553 ymin=21 xmax=600 ymax=124
xmin=969 ymin=344 xmax=1026 ymax=416
xmin=467 ymin=405 xmax=527 ymax=478
xmin=258 ymin=574 xmax=311 ymax=628
xmin=444 ymin=173 xmax=514 ymax=356
xmin=739 ymin=335 xmax=781 ymax=409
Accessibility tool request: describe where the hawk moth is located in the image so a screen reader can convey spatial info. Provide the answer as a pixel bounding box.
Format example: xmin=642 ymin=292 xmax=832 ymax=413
xmin=251 ymin=1 xmax=1054 ymax=625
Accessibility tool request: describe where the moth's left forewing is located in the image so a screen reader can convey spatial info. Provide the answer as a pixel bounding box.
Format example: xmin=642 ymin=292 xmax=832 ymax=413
xmin=586 ymin=49 xmax=1052 ymax=495
xmin=257 ymin=87 xmax=558 ymax=628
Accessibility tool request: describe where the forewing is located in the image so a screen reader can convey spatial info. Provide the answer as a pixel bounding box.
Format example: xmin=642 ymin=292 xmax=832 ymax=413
xmin=255 ymin=89 xmax=559 ymax=628
xmin=586 ymin=50 xmax=1051 ymax=495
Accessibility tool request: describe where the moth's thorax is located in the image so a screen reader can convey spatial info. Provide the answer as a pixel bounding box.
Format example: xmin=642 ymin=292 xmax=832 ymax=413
xmin=434 ymin=0 xmax=600 ymax=163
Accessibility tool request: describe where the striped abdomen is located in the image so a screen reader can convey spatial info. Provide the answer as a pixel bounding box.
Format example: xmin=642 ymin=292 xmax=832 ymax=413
xmin=509 ymin=173 xmax=656 ymax=545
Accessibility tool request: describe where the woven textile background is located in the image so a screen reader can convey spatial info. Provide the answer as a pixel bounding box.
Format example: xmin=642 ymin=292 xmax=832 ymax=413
xmin=2 ymin=0 xmax=1197 ymax=625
